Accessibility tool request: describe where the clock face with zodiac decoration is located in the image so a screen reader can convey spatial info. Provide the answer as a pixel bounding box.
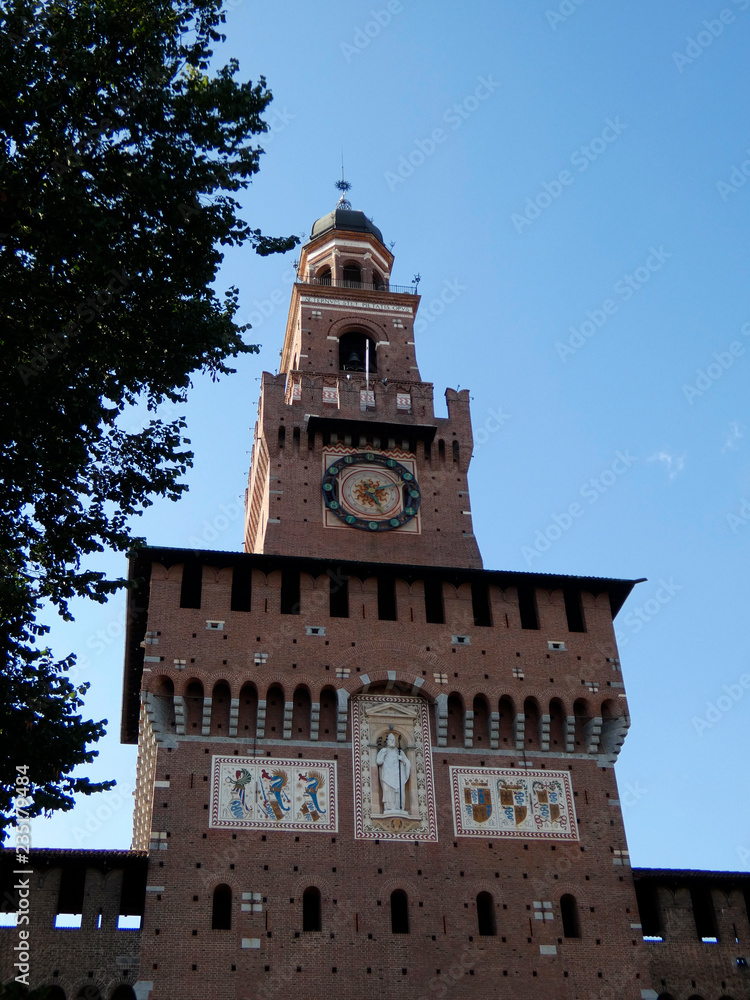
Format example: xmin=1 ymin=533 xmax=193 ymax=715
xmin=322 ymin=453 xmax=422 ymax=532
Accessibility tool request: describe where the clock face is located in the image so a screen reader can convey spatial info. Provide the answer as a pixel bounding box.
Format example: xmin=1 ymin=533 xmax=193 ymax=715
xmin=322 ymin=453 xmax=421 ymax=532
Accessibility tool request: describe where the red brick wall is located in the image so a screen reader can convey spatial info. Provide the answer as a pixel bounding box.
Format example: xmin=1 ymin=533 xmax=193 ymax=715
xmin=128 ymin=560 xmax=653 ymax=1000
xmin=0 ymin=853 xmax=144 ymax=996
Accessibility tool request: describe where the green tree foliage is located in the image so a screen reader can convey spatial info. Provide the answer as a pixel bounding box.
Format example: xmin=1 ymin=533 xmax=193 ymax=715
xmin=0 ymin=0 xmax=297 ymax=838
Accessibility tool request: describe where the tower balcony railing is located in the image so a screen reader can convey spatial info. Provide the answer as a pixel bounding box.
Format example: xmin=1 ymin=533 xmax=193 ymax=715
xmin=298 ymin=276 xmax=418 ymax=295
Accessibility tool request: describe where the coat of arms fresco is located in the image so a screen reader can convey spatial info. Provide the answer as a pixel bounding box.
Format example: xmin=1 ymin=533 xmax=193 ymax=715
xmin=451 ymin=767 xmax=578 ymax=841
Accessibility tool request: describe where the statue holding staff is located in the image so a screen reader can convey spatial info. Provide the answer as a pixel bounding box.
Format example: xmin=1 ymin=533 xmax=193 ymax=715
xmin=376 ymin=731 xmax=411 ymax=814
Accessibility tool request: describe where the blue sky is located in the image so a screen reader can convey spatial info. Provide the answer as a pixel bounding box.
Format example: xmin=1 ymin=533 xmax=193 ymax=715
xmin=31 ymin=0 xmax=750 ymax=871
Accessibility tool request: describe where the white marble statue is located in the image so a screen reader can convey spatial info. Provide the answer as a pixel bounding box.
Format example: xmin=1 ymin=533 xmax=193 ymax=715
xmin=376 ymin=732 xmax=411 ymax=814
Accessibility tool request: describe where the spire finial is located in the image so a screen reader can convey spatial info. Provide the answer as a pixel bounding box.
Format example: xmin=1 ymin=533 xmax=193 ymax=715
xmin=335 ymin=156 xmax=352 ymax=210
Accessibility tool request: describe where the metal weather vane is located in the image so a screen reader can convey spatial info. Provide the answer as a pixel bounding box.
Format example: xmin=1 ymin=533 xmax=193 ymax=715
xmin=335 ymin=156 xmax=352 ymax=209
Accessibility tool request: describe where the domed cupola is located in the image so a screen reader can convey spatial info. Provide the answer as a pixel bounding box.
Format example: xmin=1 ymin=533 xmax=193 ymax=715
xmin=309 ymin=180 xmax=385 ymax=246
xmin=297 ymin=179 xmax=394 ymax=291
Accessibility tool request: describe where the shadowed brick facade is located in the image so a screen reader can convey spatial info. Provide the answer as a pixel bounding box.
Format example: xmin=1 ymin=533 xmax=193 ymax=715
xmin=2 ymin=203 xmax=749 ymax=1000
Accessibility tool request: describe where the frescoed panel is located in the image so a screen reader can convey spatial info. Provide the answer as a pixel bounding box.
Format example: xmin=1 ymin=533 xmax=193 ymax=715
xmin=450 ymin=767 xmax=578 ymax=841
xmin=209 ymin=757 xmax=337 ymax=833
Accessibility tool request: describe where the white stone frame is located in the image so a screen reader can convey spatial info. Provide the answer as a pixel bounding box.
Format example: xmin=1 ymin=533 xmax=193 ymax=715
xmin=351 ymin=694 xmax=438 ymax=843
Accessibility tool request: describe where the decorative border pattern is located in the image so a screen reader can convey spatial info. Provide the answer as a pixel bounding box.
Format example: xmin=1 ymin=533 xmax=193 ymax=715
xmin=209 ymin=757 xmax=337 ymax=834
xmin=351 ymin=695 xmax=438 ymax=842
xmin=450 ymin=767 xmax=578 ymax=841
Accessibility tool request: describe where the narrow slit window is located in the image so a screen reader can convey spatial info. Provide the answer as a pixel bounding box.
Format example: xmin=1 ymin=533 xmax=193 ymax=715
xmin=390 ymin=890 xmax=409 ymax=934
xmin=302 ymin=886 xmax=321 ymax=932
xmin=477 ymin=892 xmax=496 ymax=936
xmin=212 ymin=885 xmax=232 ymax=930
xmin=561 ymin=894 xmax=580 ymax=938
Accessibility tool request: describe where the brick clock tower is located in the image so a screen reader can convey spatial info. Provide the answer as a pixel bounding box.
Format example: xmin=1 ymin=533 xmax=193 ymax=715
xmin=121 ymin=194 xmax=657 ymax=1000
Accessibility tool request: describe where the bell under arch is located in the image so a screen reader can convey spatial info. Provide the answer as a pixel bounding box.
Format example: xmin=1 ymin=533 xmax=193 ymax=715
xmin=339 ymin=329 xmax=378 ymax=373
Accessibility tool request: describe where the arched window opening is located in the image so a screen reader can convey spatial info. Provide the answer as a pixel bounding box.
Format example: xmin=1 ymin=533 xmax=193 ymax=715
xmin=372 ymin=269 xmax=385 ymax=290
xmin=153 ymin=676 xmax=175 ymax=731
xmin=211 ymin=681 xmax=231 ymax=734
xmin=76 ymin=989 xmax=101 ymax=1000
xmin=265 ymin=684 xmax=285 ymax=736
xmin=391 ymin=889 xmax=409 ymax=933
xmin=477 ymin=892 xmax=496 ymax=936
xmin=498 ymin=696 xmax=514 ymax=745
xmin=319 ymin=687 xmax=338 ymax=738
xmin=292 ymin=686 xmax=311 ymax=739
xmin=561 ymin=894 xmax=580 ymax=938
xmin=238 ymin=682 xmax=257 ymax=738
xmin=600 ymin=698 xmax=626 ymax=756
xmin=472 ymin=695 xmax=490 ymax=745
xmin=212 ymin=884 xmax=232 ymax=930
xmin=342 ymin=262 xmax=362 ymax=287
xmin=302 ymin=886 xmax=322 ymax=931
xmin=549 ymin=698 xmax=566 ymax=749
xmin=339 ymin=330 xmax=377 ymax=373
xmin=524 ymin=697 xmax=540 ymax=749
xmin=573 ymin=698 xmax=589 ymax=748
xmin=184 ymin=680 xmax=203 ymax=731
xmin=110 ymin=987 xmax=137 ymax=1000
xmin=447 ymin=693 xmax=464 ymax=744
xmin=317 ymin=266 xmax=332 ymax=285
